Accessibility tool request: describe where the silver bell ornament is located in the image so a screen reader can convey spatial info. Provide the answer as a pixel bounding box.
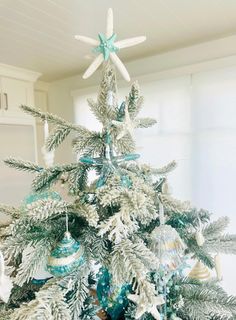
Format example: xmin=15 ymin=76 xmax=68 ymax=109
xmin=150 ymin=203 xmax=185 ymax=271
xmin=47 ymin=231 xmax=84 ymax=277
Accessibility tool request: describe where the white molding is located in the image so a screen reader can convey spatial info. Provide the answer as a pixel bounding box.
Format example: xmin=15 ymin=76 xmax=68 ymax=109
xmin=0 ymin=63 xmax=41 ymax=82
xmin=71 ymin=53 xmax=236 ymax=97
xmin=0 ymin=116 xmax=35 ymax=126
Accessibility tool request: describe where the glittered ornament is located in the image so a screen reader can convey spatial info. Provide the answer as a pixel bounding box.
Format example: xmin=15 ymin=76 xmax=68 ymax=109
xmin=96 ymin=268 xmax=130 ymax=320
xmin=188 ymin=261 xmax=211 ymax=281
xmin=150 ymin=203 xmax=185 ymax=271
xmin=47 ymin=232 xmax=84 ymax=277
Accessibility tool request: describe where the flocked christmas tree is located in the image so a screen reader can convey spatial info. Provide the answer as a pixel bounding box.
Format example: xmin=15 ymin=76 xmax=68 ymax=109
xmin=1 ymin=8 xmax=236 ymax=320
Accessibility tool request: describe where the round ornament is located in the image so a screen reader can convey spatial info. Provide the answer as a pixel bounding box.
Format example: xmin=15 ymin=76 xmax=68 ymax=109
xmin=150 ymin=224 xmax=186 ymax=271
xmin=47 ymin=232 xmax=84 ymax=277
xmin=96 ymin=268 xmax=130 ymax=320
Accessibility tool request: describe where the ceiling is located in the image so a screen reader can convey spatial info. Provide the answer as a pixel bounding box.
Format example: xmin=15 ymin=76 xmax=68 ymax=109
xmin=1 ymin=0 xmax=236 ymax=82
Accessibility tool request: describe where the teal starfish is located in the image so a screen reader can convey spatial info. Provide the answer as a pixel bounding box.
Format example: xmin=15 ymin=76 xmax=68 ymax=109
xmin=93 ymin=33 xmax=119 ymax=61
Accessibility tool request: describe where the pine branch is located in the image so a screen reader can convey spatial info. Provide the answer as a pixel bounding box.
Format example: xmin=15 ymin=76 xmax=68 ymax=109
xmin=61 ymin=266 xmax=90 ymax=320
xmin=111 ymin=238 xmax=157 ymax=303
xmin=11 ymin=279 xmax=70 ymax=320
xmin=126 ymin=81 xmax=143 ymax=118
xmin=46 ymin=125 xmax=72 ymax=151
xmin=25 ymin=198 xmax=69 ymax=221
xmin=68 ymin=165 xmax=89 ymax=192
xmin=81 ymin=227 xmax=110 ymax=266
xmin=20 ymin=105 xmax=91 ymax=137
xmin=15 ymin=238 xmax=52 ymax=286
xmin=151 ymin=160 xmax=177 ymax=175
xmin=0 ymin=204 xmax=20 ymax=219
xmin=203 ymin=217 xmax=230 ymax=239
xmin=204 ymin=234 xmax=236 ymax=255
xmin=32 ymin=164 xmax=77 ymax=192
xmin=136 ymin=117 xmax=157 ymax=128
xmin=4 ymin=158 xmax=42 ymax=173
xmin=177 ymin=278 xmax=236 ymax=320
xmin=73 ymin=201 xmax=99 ymax=227
xmin=72 ymin=131 xmax=104 ymax=156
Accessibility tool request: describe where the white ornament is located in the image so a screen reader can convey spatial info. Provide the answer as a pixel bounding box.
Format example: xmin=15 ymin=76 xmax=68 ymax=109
xmin=75 ymin=8 xmax=146 ymax=82
xmin=195 ymin=231 xmax=205 ymax=246
xmin=42 ymin=119 xmax=55 ymax=167
xmin=128 ymin=293 xmax=164 ymax=320
xmin=0 ymin=251 xmax=13 ymax=303
xmin=214 ymin=254 xmax=222 ymax=281
xmin=112 ymin=103 xmax=138 ymax=139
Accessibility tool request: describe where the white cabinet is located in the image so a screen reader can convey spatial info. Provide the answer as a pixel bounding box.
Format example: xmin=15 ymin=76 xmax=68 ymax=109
xmin=0 ymin=63 xmax=41 ymax=124
xmin=0 ymin=77 xmax=34 ymax=119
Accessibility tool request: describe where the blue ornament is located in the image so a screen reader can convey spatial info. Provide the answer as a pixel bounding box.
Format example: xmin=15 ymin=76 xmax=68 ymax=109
xmin=23 ymin=190 xmax=61 ymax=206
xmin=47 ymin=232 xmax=84 ymax=277
xmin=96 ymin=268 xmax=130 ymax=320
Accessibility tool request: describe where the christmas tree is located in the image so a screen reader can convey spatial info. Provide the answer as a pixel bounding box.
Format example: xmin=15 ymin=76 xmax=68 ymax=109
xmin=1 ymin=8 xmax=236 ymax=320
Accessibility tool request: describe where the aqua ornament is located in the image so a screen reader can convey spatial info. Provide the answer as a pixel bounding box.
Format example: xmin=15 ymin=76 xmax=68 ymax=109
xmin=93 ymin=33 xmax=118 ymax=61
xmin=96 ymin=268 xmax=130 ymax=320
xmin=47 ymin=232 xmax=84 ymax=277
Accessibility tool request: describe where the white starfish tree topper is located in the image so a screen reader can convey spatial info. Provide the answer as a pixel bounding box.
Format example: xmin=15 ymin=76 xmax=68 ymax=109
xmin=75 ymin=8 xmax=146 ymax=81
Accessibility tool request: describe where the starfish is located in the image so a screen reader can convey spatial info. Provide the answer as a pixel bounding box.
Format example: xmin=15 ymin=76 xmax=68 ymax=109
xmin=75 ymin=8 xmax=146 ymax=81
xmin=112 ymin=103 xmax=139 ymax=140
xmin=79 ymin=133 xmax=139 ymax=187
xmin=128 ymin=294 xmax=164 ymax=320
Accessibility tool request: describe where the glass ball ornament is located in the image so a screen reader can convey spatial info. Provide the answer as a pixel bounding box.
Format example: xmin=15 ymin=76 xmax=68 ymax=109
xmin=150 ymin=224 xmax=186 ymax=271
xmin=47 ymin=232 xmax=84 ymax=277
xmin=96 ymin=268 xmax=130 ymax=320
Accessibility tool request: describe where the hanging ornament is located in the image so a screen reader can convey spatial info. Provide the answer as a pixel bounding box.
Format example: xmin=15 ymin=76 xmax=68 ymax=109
xmin=41 ymin=119 xmax=55 ymax=168
xmin=150 ymin=203 xmax=186 ymax=271
xmin=0 ymin=251 xmax=13 ymax=303
xmin=47 ymin=231 xmax=84 ymax=277
xmin=162 ymin=180 xmax=171 ymax=195
xmin=96 ymin=268 xmax=130 ymax=320
xmin=195 ymin=215 xmax=205 ymax=247
xmin=128 ymin=293 xmax=164 ymax=320
xmin=195 ymin=231 xmax=205 ymax=247
xmin=79 ymin=132 xmax=139 ymax=188
xmin=214 ymin=254 xmax=222 ymax=281
xmin=75 ymin=8 xmax=146 ymax=81
xmin=188 ymin=261 xmax=211 ymax=281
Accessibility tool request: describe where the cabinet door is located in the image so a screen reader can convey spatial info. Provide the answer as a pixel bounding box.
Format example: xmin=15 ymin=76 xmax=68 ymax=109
xmin=0 ymin=124 xmax=36 ymax=205
xmin=1 ymin=77 xmax=33 ymax=118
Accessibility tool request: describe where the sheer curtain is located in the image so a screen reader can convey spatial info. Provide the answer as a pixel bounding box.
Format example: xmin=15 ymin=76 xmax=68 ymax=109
xmin=73 ymin=66 xmax=236 ymax=294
